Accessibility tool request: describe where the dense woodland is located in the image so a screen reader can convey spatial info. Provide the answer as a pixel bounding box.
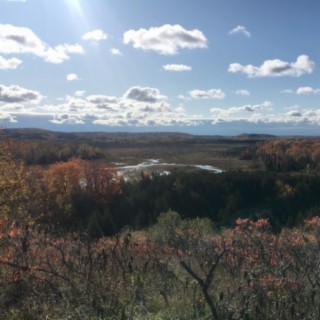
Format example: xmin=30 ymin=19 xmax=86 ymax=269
xmin=243 ymin=139 xmax=320 ymax=171
xmin=1 ymin=129 xmax=319 ymax=234
xmin=1 ymin=129 xmax=320 ymax=319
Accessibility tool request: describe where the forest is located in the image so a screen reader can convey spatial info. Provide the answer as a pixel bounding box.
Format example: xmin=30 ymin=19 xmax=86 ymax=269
xmin=1 ymin=129 xmax=320 ymax=319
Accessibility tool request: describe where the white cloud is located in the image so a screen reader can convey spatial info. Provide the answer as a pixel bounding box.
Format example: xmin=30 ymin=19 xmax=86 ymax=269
xmin=64 ymin=97 xmax=88 ymax=112
xmin=163 ymin=64 xmax=192 ymax=71
xmin=123 ymin=24 xmax=207 ymax=55
xmin=296 ymin=86 xmax=320 ymax=95
xmin=208 ymin=103 xmax=320 ymax=126
xmin=123 ymin=86 xmax=167 ymax=103
xmin=235 ymin=89 xmax=250 ymax=96
xmin=235 ymin=101 xmax=273 ymax=112
xmin=229 ymin=25 xmax=251 ymax=37
xmin=0 ymin=24 xmax=84 ymax=63
xmin=82 ymin=29 xmax=108 ymax=41
xmin=66 ymin=73 xmax=79 ymax=81
xmin=190 ymin=89 xmax=225 ymax=99
xmin=0 ymin=112 xmax=17 ymax=122
xmin=285 ymin=110 xmax=302 ymax=117
xmin=0 ymin=55 xmax=22 ymax=69
xmin=91 ymin=106 xmax=203 ymax=126
xmin=51 ymin=114 xmax=85 ymax=125
xmin=7 ymin=84 xmax=320 ymax=128
xmin=110 ymin=48 xmax=123 ymax=55
xmin=211 ymin=101 xmax=273 ymax=124
xmin=0 ymin=102 xmax=24 ymax=111
xmin=177 ymin=94 xmax=191 ymax=100
xmin=174 ymin=105 xmax=186 ymax=113
xmin=0 ymin=24 xmax=43 ymax=52
xmin=44 ymin=44 xmax=84 ymax=63
xmin=92 ymin=115 xmax=202 ymax=127
xmin=211 ymin=101 xmax=273 ymax=114
xmin=87 ymin=95 xmax=118 ymax=107
xmin=0 ymin=84 xmax=42 ymax=103
xmin=228 ymin=55 xmax=315 ymax=77
xmin=19 ymin=85 xmax=203 ymax=127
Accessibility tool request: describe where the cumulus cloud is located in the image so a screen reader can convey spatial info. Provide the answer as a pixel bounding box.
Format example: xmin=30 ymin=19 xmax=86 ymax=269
xmin=174 ymin=105 xmax=186 ymax=113
xmin=0 ymin=102 xmax=24 ymax=111
xmin=92 ymin=107 xmax=202 ymax=126
xmin=51 ymin=114 xmax=85 ymax=125
xmin=235 ymin=89 xmax=250 ymax=96
xmin=177 ymin=94 xmax=191 ymax=100
xmin=123 ymin=24 xmax=207 ymax=55
xmin=82 ymin=29 xmax=108 ymax=41
xmin=44 ymin=44 xmax=84 ymax=63
xmin=38 ymin=85 xmax=204 ymax=127
xmin=66 ymin=73 xmax=79 ymax=81
xmin=92 ymin=116 xmax=202 ymax=127
xmin=208 ymin=103 xmax=320 ymax=126
xmin=296 ymin=86 xmax=320 ymax=95
xmin=0 ymin=24 xmax=43 ymax=52
xmin=87 ymin=95 xmax=118 ymax=109
xmin=110 ymin=48 xmax=123 ymax=55
xmin=0 ymin=55 xmax=22 ymax=69
xmin=210 ymin=101 xmax=273 ymax=124
xmin=228 ymin=55 xmax=315 ymax=77
xmin=8 ymin=83 xmax=320 ymax=129
xmin=229 ymin=25 xmax=251 ymax=37
xmin=190 ymin=89 xmax=225 ymax=99
xmin=0 ymin=112 xmax=17 ymax=122
xmin=64 ymin=97 xmax=89 ymax=112
xmin=286 ymin=110 xmax=302 ymax=117
xmin=0 ymin=84 xmax=42 ymax=104
xmin=211 ymin=101 xmax=273 ymax=115
xmin=123 ymin=86 xmax=167 ymax=103
xmin=235 ymin=101 xmax=273 ymax=112
xmin=0 ymin=24 xmax=84 ymax=63
xmin=163 ymin=64 xmax=192 ymax=71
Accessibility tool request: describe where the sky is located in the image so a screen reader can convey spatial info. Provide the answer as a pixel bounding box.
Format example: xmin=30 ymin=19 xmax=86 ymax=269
xmin=0 ymin=0 xmax=319 ymax=135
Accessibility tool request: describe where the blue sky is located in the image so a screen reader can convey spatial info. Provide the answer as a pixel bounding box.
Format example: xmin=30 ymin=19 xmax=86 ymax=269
xmin=0 ymin=0 xmax=319 ymax=135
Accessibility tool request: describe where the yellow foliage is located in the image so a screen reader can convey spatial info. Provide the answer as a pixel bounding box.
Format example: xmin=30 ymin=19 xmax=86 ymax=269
xmin=0 ymin=146 xmax=30 ymax=224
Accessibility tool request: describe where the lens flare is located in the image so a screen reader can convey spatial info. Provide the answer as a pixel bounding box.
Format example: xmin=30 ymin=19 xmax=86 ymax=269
xmin=65 ymin=0 xmax=88 ymax=28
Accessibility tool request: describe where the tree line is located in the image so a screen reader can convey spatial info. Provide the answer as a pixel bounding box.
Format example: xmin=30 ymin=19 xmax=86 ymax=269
xmin=106 ymin=169 xmax=320 ymax=234
xmin=242 ymin=139 xmax=320 ymax=171
xmin=0 ymin=140 xmax=105 ymax=165
xmin=1 ymin=137 xmax=320 ymax=236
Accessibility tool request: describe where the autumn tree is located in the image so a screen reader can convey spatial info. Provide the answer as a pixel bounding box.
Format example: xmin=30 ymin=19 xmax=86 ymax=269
xmin=0 ymin=145 xmax=30 ymax=224
xmin=28 ymin=159 xmax=120 ymax=230
xmin=245 ymin=138 xmax=320 ymax=171
xmin=81 ymin=161 xmax=121 ymax=235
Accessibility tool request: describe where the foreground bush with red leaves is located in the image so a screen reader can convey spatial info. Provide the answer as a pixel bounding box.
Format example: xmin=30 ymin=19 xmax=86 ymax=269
xmin=1 ymin=213 xmax=320 ymax=319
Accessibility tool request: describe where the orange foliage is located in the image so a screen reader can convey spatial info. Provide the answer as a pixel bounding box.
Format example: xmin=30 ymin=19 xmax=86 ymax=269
xmin=26 ymin=159 xmax=120 ymax=225
xmin=245 ymin=139 xmax=320 ymax=171
xmin=304 ymin=216 xmax=320 ymax=228
xmin=0 ymin=216 xmax=320 ymax=318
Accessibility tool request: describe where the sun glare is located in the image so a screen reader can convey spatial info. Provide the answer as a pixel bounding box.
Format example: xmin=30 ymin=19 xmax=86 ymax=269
xmin=65 ymin=0 xmax=86 ymax=21
xmin=64 ymin=0 xmax=90 ymax=33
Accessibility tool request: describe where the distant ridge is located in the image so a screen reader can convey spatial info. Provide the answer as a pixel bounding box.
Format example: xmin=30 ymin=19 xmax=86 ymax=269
xmin=237 ymin=133 xmax=276 ymax=139
xmin=0 ymin=128 xmax=274 ymax=138
xmin=0 ymin=128 xmax=277 ymax=142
